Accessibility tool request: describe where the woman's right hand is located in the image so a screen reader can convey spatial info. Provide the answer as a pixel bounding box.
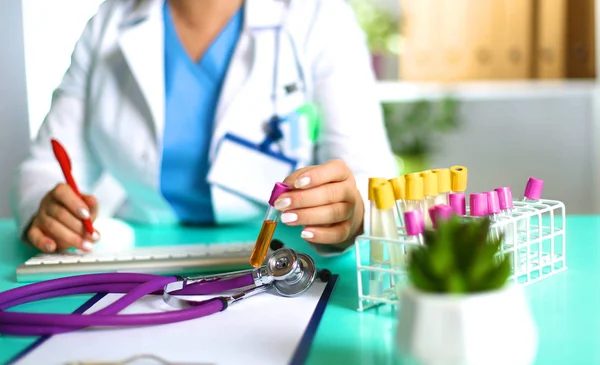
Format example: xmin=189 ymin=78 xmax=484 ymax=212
xmin=27 ymin=183 xmax=100 ymax=253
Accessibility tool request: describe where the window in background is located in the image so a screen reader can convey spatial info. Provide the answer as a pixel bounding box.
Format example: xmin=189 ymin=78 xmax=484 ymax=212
xmin=21 ymin=0 xmax=104 ymax=139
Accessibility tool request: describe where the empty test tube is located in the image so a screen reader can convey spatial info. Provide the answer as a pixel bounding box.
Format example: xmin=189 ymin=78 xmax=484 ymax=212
xmin=368 ymin=178 xmax=387 ymax=258
xmin=450 ymin=165 xmax=468 ymax=194
xmin=368 ymin=177 xmax=386 ymax=296
xmin=449 ymin=192 xmax=466 ymax=216
xmin=420 ymin=171 xmax=438 ymax=229
xmin=431 ymin=168 xmax=451 ymax=205
xmin=470 ymin=193 xmax=488 ymax=217
xmin=249 ymin=182 xmax=291 ymax=268
xmin=404 ymin=173 xmax=424 ymax=216
xmin=404 ymin=209 xmax=424 ymax=245
xmin=389 ymin=176 xmax=406 ymax=226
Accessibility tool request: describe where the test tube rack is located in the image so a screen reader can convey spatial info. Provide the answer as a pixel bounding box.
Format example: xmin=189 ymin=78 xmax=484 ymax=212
xmin=354 ymin=198 xmax=567 ymax=312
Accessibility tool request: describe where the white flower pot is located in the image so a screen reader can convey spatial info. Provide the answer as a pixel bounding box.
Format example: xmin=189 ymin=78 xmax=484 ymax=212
xmin=396 ymin=285 xmax=538 ymax=365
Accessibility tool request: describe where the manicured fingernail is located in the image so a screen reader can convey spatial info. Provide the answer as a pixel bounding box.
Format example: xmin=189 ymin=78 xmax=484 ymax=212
xmin=78 ymin=208 xmax=90 ymax=219
xmin=82 ymin=241 xmax=94 ymax=251
xmin=45 ymin=243 xmax=55 ymax=252
xmin=92 ymin=231 xmax=100 ymax=241
xmin=281 ymin=213 xmax=298 ymax=223
xmin=301 ymin=230 xmax=314 ymax=239
xmin=274 ymin=198 xmax=291 ymax=210
xmin=295 ymin=177 xmax=311 ymax=188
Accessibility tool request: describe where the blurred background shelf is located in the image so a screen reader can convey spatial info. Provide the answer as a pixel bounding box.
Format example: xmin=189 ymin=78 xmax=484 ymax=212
xmin=376 ymin=80 xmax=598 ymax=103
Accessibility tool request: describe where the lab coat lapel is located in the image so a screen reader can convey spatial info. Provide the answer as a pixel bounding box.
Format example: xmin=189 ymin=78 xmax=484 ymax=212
xmin=209 ymin=0 xmax=288 ymax=159
xmin=117 ymin=0 xmax=165 ymax=145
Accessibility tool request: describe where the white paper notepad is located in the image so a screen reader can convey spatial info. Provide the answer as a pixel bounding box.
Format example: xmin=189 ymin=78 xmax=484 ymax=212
xmin=11 ymin=277 xmax=336 ymax=365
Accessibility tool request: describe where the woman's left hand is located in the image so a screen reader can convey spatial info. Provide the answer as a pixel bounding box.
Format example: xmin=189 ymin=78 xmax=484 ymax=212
xmin=274 ymin=159 xmax=364 ymax=249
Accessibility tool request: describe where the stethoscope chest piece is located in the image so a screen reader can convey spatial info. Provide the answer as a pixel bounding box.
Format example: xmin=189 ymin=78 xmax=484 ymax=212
xmin=269 ymin=248 xmax=316 ymax=297
xmin=267 ymin=247 xmax=298 ymax=279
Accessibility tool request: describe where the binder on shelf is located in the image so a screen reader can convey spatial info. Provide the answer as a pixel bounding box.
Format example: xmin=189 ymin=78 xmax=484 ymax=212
xmin=398 ymin=0 xmax=442 ymax=81
xmin=533 ymin=0 xmax=596 ymax=79
xmin=467 ymin=0 xmax=496 ymax=80
xmin=397 ymin=0 xmax=595 ymax=81
xmin=533 ymin=0 xmax=568 ymax=79
xmin=500 ymin=0 xmax=534 ymax=79
xmin=437 ymin=0 xmax=470 ymax=81
xmin=565 ymin=0 xmax=596 ymax=78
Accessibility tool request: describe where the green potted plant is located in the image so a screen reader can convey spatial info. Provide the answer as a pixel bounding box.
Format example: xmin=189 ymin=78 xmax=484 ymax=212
xmin=383 ymin=97 xmax=461 ymax=174
xmin=396 ymin=216 xmax=538 ymax=365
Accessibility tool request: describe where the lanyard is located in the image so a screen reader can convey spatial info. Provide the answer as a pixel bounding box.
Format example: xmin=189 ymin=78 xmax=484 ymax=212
xmin=259 ymin=26 xmax=287 ymax=153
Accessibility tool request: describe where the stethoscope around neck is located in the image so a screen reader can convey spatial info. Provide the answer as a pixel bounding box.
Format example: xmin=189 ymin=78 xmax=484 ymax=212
xmin=0 ymin=244 xmax=326 ymax=337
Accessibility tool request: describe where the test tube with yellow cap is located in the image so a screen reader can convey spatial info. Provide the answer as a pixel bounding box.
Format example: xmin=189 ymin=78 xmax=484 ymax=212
xmin=388 ymin=176 xmax=406 ymax=226
xmin=420 ymin=170 xmax=438 ymax=229
xmin=404 ymin=173 xmax=424 ymax=224
xmin=450 ymin=166 xmax=468 ymax=194
xmin=373 ymin=181 xmax=403 ymax=268
xmin=432 ymin=168 xmax=451 ymax=205
xmin=449 ymin=166 xmax=468 ymax=217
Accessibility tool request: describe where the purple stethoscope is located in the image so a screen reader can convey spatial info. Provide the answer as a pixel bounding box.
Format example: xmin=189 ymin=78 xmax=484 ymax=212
xmin=0 ymin=247 xmax=319 ymax=337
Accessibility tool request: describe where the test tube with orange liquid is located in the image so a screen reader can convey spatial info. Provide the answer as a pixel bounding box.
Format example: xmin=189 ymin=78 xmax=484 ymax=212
xmin=249 ymin=182 xmax=291 ymax=267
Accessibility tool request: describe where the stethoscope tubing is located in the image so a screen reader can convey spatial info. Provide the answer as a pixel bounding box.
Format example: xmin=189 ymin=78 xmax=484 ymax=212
xmin=0 ymin=272 xmax=254 ymax=336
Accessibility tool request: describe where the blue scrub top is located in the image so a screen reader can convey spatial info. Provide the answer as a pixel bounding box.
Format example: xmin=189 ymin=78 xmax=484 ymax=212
xmin=160 ymin=2 xmax=243 ymax=224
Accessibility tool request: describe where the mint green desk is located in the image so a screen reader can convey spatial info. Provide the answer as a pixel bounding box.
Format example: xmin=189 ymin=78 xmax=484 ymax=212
xmin=0 ymin=216 xmax=596 ymax=364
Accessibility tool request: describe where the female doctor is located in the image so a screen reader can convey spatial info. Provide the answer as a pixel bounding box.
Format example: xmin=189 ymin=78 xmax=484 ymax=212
xmin=11 ymin=0 xmax=398 ymax=255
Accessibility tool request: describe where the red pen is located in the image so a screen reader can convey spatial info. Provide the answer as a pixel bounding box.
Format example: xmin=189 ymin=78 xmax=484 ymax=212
xmin=50 ymin=139 xmax=95 ymax=235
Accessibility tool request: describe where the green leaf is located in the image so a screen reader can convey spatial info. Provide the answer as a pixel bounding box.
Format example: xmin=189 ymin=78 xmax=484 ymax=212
xmin=446 ymin=273 xmax=467 ymax=294
xmin=484 ymin=258 xmax=512 ymax=290
xmin=408 ymin=261 xmax=439 ymax=293
xmin=406 ymin=214 xmax=510 ymax=294
xmin=409 ymin=248 xmax=440 ymax=282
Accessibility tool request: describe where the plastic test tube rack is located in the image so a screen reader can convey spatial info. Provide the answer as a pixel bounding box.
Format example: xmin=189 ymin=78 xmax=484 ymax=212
xmin=354 ymin=198 xmax=567 ymax=312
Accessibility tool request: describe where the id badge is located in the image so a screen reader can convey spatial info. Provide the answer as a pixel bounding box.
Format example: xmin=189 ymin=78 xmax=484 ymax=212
xmin=207 ymin=133 xmax=297 ymax=205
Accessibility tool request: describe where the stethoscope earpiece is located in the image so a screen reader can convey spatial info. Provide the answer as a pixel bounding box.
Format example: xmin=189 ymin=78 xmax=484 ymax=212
xmin=317 ymin=269 xmax=331 ymax=283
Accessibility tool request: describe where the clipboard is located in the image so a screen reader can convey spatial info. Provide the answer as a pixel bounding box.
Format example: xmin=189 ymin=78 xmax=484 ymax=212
xmin=7 ymin=275 xmax=338 ymax=365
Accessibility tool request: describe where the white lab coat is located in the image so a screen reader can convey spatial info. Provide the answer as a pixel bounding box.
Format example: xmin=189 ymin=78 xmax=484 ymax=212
xmin=11 ymin=0 xmax=398 ymax=240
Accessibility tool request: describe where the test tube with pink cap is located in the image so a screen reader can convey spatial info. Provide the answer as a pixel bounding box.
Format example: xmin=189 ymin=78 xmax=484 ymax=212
xmin=517 ymin=177 xmax=545 ymax=238
xmin=469 ymin=193 xmax=488 ymax=218
xmin=449 ymin=192 xmax=466 ymax=216
xmin=495 ymin=186 xmax=514 ymax=216
xmin=404 ymin=209 xmax=424 ymax=245
xmin=486 ymin=190 xmax=501 ymax=222
xmin=523 ymin=177 xmax=544 ymax=203
xmin=486 ymin=189 xmax=512 ymax=244
xmin=429 ymin=204 xmax=454 ymax=229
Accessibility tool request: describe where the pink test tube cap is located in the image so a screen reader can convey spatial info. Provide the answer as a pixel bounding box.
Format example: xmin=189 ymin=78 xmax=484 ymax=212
xmin=470 ymin=193 xmax=488 ymax=216
xmin=486 ymin=190 xmax=500 ymax=214
xmin=268 ymin=182 xmax=292 ymax=206
xmin=495 ymin=187 xmax=513 ymax=210
xmin=524 ymin=177 xmax=544 ymax=200
xmin=404 ymin=209 xmax=424 ymax=236
xmin=428 ymin=206 xmax=437 ymax=228
xmin=435 ymin=204 xmax=454 ymax=221
xmin=449 ymin=193 xmax=466 ymax=216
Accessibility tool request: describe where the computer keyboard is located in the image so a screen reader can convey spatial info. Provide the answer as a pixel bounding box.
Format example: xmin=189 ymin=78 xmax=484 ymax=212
xmin=16 ymin=241 xmax=259 ymax=282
